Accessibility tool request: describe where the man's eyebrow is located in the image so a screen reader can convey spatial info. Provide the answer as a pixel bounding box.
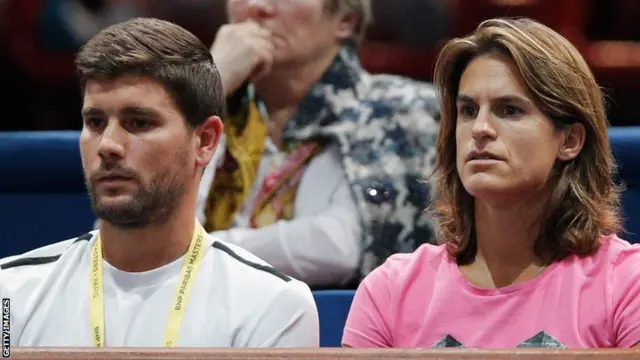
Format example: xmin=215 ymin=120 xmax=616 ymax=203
xmin=120 ymin=106 xmax=160 ymax=117
xmin=81 ymin=107 xmax=104 ymax=117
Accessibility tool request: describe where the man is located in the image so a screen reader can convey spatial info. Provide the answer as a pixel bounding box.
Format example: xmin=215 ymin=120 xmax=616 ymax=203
xmin=0 ymin=17 xmax=319 ymax=347
xmin=199 ymin=0 xmax=440 ymax=288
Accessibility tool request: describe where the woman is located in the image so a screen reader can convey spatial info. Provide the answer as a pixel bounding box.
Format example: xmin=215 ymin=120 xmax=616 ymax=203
xmin=342 ymin=17 xmax=640 ymax=348
xmin=198 ymin=0 xmax=440 ymax=288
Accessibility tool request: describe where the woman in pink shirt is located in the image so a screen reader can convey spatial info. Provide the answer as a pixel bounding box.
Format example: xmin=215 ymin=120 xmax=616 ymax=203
xmin=342 ymin=17 xmax=640 ymax=349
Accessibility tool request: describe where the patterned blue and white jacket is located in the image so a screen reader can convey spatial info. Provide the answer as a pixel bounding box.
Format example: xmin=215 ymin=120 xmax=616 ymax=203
xmin=279 ymin=44 xmax=441 ymax=279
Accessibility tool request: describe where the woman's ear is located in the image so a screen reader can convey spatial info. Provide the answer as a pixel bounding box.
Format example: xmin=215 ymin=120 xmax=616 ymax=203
xmin=334 ymin=11 xmax=359 ymax=41
xmin=557 ymin=122 xmax=586 ymax=161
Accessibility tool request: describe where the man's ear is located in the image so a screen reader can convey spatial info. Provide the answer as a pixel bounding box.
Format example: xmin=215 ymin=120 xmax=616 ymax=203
xmin=557 ymin=122 xmax=586 ymax=161
xmin=194 ymin=115 xmax=223 ymax=167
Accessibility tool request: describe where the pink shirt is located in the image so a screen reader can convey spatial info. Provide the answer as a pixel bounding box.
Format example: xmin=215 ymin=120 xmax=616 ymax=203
xmin=343 ymin=235 xmax=640 ymax=348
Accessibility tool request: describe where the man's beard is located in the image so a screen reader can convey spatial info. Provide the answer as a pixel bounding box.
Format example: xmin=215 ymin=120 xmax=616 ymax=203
xmin=86 ymin=153 xmax=188 ymax=229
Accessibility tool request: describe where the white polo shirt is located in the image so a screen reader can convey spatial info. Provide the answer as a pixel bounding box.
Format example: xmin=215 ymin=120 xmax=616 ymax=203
xmin=0 ymin=232 xmax=319 ymax=347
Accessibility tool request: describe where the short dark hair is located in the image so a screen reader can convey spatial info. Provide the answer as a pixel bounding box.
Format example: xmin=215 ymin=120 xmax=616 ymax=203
xmin=76 ymin=17 xmax=224 ymax=127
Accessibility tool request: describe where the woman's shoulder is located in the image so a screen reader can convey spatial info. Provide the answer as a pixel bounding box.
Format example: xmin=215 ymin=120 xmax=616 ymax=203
xmin=560 ymin=235 xmax=640 ymax=279
xmin=600 ymin=234 xmax=640 ymax=271
xmin=590 ymin=234 xmax=640 ymax=265
xmin=604 ymin=234 xmax=640 ymax=250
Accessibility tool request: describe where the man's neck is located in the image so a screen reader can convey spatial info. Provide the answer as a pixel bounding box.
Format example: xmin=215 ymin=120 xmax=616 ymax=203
xmin=472 ymin=194 xmax=547 ymax=286
xmin=97 ymin=207 xmax=196 ymax=273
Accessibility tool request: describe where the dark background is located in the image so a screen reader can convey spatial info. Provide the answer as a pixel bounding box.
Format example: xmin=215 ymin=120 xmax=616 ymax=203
xmin=1 ymin=0 xmax=638 ymax=131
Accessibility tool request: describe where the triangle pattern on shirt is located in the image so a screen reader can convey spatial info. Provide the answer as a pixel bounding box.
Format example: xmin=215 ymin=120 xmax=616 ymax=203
xmin=431 ymin=331 xmax=566 ymax=348
xmin=516 ymin=331 xmax=567 ymax=348
xmin=432 ymin=334 xmax=464 ymax=348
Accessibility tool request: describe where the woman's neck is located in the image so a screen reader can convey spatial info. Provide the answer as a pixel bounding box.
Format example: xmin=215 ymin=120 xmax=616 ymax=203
xmin=465 ymin=196 xmax=548 ymax=288
xmin=254 ymin=45 xmax=340 ymax=119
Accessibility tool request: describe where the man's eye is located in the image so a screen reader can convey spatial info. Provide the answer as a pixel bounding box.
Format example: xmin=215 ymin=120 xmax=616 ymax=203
xmin=85 ymin=118 xmax=105 ymax=128
xmin=129 ymin=119 xmax=151 ymax=130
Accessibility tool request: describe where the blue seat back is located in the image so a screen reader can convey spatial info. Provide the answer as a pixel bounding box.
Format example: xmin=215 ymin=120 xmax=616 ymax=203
xmin=312 ymin=290 xmax=355 ymax=347
xmin=0 ymin=131 xmax=94 ymax=257
xmin=609 ymin=127 xmax=640 ymax=243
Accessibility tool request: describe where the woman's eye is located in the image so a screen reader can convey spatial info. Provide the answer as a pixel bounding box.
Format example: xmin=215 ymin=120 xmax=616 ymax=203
xmin=501 ymin=105 xmax=523 ymax=118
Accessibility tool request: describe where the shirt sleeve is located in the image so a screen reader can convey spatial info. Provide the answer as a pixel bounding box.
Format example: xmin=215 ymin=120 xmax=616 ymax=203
xmin=241 ymin=281 xmax=320 ymax=347
xmin=341 ymin=262 xmax=394 ymax=347
xmin=611 ymin=242 xmax=640 ymax=347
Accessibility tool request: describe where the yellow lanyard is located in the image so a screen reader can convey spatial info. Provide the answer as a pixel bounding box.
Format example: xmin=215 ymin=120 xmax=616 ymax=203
xmin=89 ymin=220 xmax=207 ymax=347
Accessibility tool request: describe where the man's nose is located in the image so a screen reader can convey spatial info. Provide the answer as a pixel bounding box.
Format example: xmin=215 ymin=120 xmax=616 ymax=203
xmin=97 ymin=122 xmax=126 ymax=161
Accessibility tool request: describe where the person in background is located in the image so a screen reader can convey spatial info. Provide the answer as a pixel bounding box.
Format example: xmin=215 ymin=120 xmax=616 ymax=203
xmin=202 ymin=0 xmax=440 ymax=288
xmin=342 ymin=18 xmax=640 ymax=348
xmin=0 ymin=17 xmax=318 ymax=347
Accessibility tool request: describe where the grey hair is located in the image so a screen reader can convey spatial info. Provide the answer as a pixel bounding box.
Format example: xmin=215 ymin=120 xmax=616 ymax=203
xmin=326 ymin=0 xmax=373 ymax=44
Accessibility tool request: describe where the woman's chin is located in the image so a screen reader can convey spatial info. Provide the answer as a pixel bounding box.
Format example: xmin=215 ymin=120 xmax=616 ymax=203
xmin=463 ymin=178 xmax=512 ymax=201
